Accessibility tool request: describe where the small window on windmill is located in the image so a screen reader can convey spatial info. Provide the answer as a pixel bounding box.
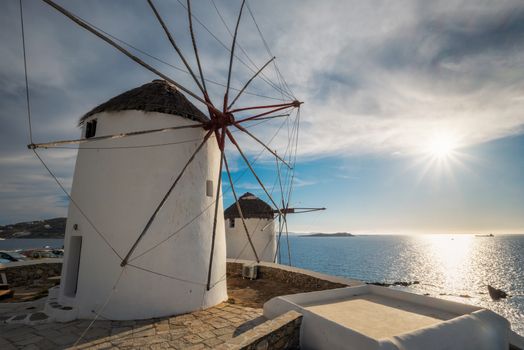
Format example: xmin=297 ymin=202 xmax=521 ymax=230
xmin=229 ymin=218 xmax=235 ymax=228
xmin=206 ymin=180 xmax=213 ymax=197
xmin=85 ymin=119 xmax=97 ymax=139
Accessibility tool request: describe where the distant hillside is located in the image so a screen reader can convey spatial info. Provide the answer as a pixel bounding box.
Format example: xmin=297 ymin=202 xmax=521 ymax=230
xmin=301 ymin=232 xmax=354 ymax=237
xmin=0 ymin=218 xmax=66 ymax=239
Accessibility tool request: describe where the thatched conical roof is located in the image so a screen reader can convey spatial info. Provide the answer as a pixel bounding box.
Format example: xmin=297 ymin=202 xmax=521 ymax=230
xmin=224 ymin=192 xmax=274 ymax=220
xmin=79 ymin=80 xmax=208 ymax=124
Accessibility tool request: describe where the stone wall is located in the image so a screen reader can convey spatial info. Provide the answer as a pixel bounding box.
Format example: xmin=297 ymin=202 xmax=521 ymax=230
xmin=0 ymin=261 xmax=62 ymax=287
xmin=4 ymin=260 xmax=347 ymax=292
xmin=227 ymin=261 xmax=347 ymax=291
xmin=216 ymin=310 xmax=302 ymax=350
xmin=4 ymin=260 xmax=347 ymax=291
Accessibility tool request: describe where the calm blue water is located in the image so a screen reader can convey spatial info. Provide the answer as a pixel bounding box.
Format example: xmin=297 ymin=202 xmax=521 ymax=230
xmin=0 ymin=238 xmax=63 ymax=251
xmin=279 ymin=234 xmax=524 ymax=336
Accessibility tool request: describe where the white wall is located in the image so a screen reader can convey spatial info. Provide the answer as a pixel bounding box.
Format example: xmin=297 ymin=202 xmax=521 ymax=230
xmin=264 ymin=285 xmax=511 ymax=350
xmin=59 ymin=110 xmax=227 ymax=320
xmin=226 ymin=217 xmax=276 ymax=262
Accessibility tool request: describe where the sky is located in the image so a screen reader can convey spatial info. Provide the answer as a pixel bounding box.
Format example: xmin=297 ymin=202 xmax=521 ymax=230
xmin=1 ymin=0 xmax=523 ymax=234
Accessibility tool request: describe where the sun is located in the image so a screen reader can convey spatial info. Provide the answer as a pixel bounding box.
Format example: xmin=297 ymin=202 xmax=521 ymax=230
xmin=413 ymin=130 xmax=465 ymax=183
xmin=426 ymin=133 xmax=459 ymax=158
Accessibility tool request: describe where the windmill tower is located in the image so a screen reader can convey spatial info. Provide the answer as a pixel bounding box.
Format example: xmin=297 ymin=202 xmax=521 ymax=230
xmin=225 ymin=192 xmax=276 ymax=262
xmin=58 ymin=80 xmax=227 ymax=320
xmin=23 ymin=0 xmax=309 ymax=323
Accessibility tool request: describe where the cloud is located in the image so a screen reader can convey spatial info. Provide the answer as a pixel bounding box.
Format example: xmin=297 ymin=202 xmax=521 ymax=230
xmin=0 ymin=150 xmax=75 ymax=224
xmin=1 ymin=0 xmax=524 ymax=222
xmin=282 ymin=0 xmax=524 ymax=157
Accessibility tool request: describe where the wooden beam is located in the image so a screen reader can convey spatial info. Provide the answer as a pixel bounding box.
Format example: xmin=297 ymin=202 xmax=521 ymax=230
xmin=234 ymin=123 xmax=291 ymax=169
xmin=227 ymin=56 xmax=275 ymax=110
xmin=223 ymin=0 xmax=246 ymax=110
xmin=223 ymin=152 xmax=260 ymax=263
xmin=147 ymin=0 xmax=206 ymax=96
xmin=28 ymin=123 xmax=204 ymax=149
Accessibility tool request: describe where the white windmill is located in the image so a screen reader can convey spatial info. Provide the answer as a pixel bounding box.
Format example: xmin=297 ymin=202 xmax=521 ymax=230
xmin=19 ymin=0 xmax=323 ymax=322
xmin=57 ymin=80 xmax=229 ymax=320
xmin=224 ymin=192 xmax=325 ymax=263
xmin=225 ymin=192 xmax=275 ymax=262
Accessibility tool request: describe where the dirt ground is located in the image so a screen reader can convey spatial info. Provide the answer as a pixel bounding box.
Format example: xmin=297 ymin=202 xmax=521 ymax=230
xmin=226 ymin=275 xmax=314 ymax=308
xmin=3 ymin=275 xmax=327 ymax=306
xmin=3 ymin=284 xmax=51 ymax=303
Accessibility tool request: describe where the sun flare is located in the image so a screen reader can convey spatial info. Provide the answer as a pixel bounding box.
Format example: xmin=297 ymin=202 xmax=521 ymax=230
xmin=414 ymin=131 xmax=466 ymax=182
xmin=426 ymin=133 xmax=459 ymax=158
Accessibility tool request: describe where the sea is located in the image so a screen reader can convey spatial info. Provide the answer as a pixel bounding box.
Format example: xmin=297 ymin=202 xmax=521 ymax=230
xmin=0 ymin=238 xmax=64 ymax=251
xmin=1 ymin=235 xmax=523 ymax=336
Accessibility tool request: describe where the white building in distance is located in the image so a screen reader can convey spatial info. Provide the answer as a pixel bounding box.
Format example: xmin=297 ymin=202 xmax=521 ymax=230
xmin=58 ymin=80 xmax=227 ymax=320
xmin=224 ymin=192 xmax=276 ymax=262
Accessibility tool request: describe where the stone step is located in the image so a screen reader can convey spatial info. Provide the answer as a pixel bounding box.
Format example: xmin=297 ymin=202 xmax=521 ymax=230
xmin=4 ymin=311 xmax=50 ymax=325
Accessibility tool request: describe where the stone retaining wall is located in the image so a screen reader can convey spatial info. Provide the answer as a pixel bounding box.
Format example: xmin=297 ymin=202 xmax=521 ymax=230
xmin=227 ymin=261 xmax=347 ymax=291
xmin=4 ymin=259 xmax=347 ymax=291
xmin=216 ymin=310 xmax=302 ymax=350
xmin=0 ymin=261 xmax=62 ymax=287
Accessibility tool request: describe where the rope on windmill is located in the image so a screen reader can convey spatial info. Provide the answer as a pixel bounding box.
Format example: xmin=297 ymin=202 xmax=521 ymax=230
xmin=200 ymin=0 xmax=294 ymax=99
xmin=128 ymin=113 xmax=291 ymax=262
xmin=37 ymin=116 xmax=279 ymax=151
xmin=25 ymin=0 xmax=302 ymax=316
xmin=19 ymin=0 xmax=124 ymax=261
xmin=72 ymin=267 xmax=127 ymax=347
xmin=57 ymin=12 xmax=286 ymax=102
xmin=245 ymin=0 xmax=296 ymax=99
xmin=40 ymin=0 xmax=221 ymax=115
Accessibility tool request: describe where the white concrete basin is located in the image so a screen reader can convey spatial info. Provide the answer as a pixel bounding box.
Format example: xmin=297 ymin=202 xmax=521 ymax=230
xmin=264 ymin=285 xmax=511 ymax=350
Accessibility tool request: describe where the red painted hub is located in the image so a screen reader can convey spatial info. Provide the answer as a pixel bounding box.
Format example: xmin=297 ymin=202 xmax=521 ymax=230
xmin=205 ymin=111 xmax=235 ymax=130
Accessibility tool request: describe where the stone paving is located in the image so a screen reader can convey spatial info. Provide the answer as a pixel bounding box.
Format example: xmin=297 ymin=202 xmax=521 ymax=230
xmin=0 ymin=261 xmax=357 ymax=349
xmin=0 ymin=302 xmax=265 ymax=349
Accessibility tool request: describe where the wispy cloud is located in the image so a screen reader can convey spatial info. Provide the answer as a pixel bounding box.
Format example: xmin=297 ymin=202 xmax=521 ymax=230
xmin=1 ymin=0 xmax=523 ymax=222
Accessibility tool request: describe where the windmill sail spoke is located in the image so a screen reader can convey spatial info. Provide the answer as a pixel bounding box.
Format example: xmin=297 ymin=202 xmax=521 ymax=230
xmin=274 ymin=154 xmax=285 ymax=263
xmin=206 ymin=128 xmax=226 ymax=290
xmin=274 ymin=213 xmax=283 ymax=263
xmin=39 ymin=0 xmax=221 ymax=116
xmin=223 ymin=152 xmax=260 ymax=263
xmin=147 ymin=0 xmax=207 ymax=97
xmin=241 ymin=113 xmax=290 ymax=122
xmin=224 ymin=0 xmax=246 ymax=110
xmin=245 ymin=1 xmax=296 ymax=100
xmin=209 ymin=0 xmax=293 ymax=100
xmin=22 ymin=0 xmax=313 ymax=322
xmin=282 ymin=212 xmax=291 ymax=266
xmin=276 ymin=153 xmax=286 ymax=209
xmin=277 ymin=207 xmax=326 ymax=214
xmin=233 ymin=104 xmax=297 ymax=124
xmin=27 ymin=123 xmax=204 ymax=149
xmin=234 ymin=123 xmax=291 ymax=169
xmin=120 ymin=129 xmax=214 ymax=267
xmin=226 ymin=129 xmax=283 ymax=218
xmin=227 ymin=56 xmax=275 ymax=110
xmin=187 ymin=0 xmax=209 ymax=98
xmin=230 ymin=101 xmax=301 ymax=115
